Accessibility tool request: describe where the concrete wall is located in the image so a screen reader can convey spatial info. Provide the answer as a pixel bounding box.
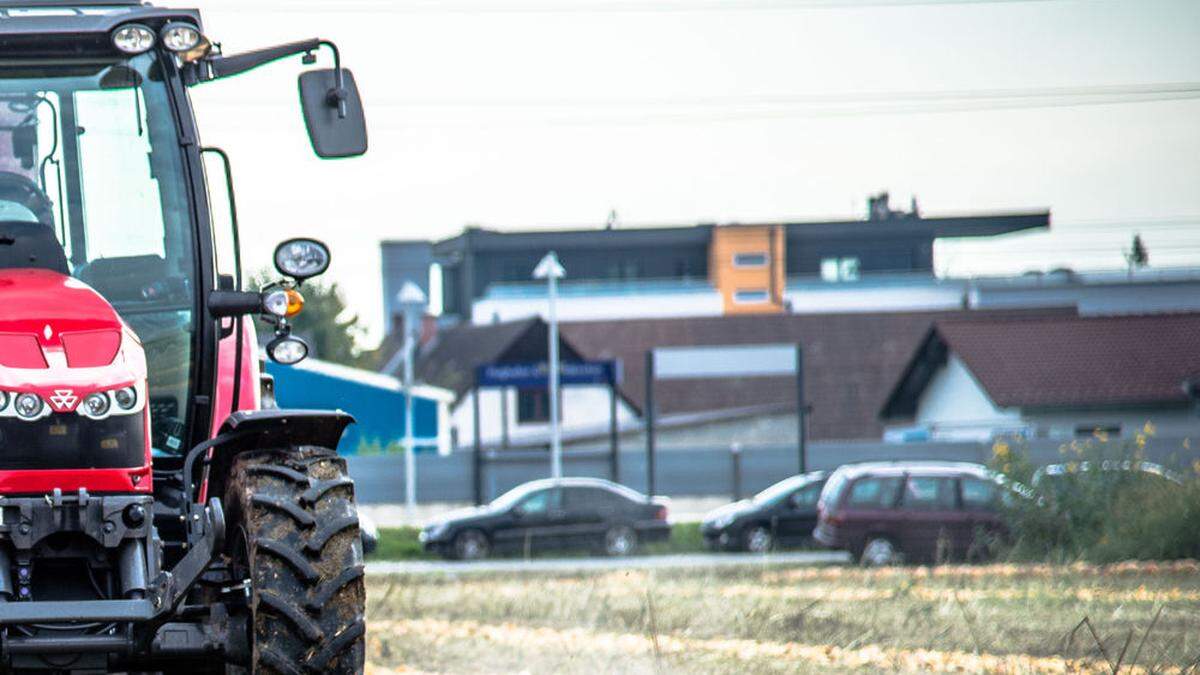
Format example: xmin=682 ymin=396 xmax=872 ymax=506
xmin=346 ymin=435 xmax=1200 ymax=504
xmin=1023 ymin=408 xmax=1198 ymax=440
xmin=471 ymin=288 xmax=724 ymax=324
xmin=785 ymin=276 xmax=967 ymax=314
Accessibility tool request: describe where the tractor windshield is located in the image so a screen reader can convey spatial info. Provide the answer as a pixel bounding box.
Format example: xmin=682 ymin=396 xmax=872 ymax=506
xmin=0 ymin=53 xmax=196 ymax=455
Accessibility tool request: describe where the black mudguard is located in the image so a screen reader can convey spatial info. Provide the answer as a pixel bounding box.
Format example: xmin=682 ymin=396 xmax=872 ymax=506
xmin=184 ymin=409 xmax=355 ymax=506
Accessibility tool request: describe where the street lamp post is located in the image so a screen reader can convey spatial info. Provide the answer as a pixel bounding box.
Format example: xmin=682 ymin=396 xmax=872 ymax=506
xmin=533 ymin=252 xmax=566 ymax=479
xmin=398 ymin=281 xmax=428 ymax=517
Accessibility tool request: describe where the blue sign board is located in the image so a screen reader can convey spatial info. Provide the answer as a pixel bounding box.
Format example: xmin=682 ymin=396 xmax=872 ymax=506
xmin=476 ymin=360 xmax=618 ymax=388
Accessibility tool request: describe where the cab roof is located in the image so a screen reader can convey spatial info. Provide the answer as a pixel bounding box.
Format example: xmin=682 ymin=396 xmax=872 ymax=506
xmin=0 ymin=2 xmax=200 ymax=53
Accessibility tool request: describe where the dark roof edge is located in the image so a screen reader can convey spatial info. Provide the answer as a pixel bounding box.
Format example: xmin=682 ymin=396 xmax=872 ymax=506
xmin=879 ymin=326 xmax=949 ymax=420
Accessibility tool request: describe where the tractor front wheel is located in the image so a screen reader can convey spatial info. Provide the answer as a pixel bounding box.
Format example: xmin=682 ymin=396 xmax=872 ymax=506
xmin=225 ymin=447 xmax=366 ymax=674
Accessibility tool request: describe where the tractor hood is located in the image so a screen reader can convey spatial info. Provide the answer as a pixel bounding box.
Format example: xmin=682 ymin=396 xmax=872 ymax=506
xmin=0 ymin=268 xmax=145 ymax=416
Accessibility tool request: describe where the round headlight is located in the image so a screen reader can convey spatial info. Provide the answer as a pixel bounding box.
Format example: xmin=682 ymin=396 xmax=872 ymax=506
xmin=114 ymin=387 xmax=137 ymax=411
xmin=273 ymin=239 xmax=331 ymax=282
xmin=14 ymin=394 xmax=43 ymax=420
xmin=262 ymin=290 xmax=290 ymax=317
xmin=83 ymin=393 xmax=111 ymax=418
xmin=267 ymin=336 xmax=310 ymax=365
xmin=160 ymin=22 xmax=201 ymax=52
xmin=112 ymin=24 xmax=156 ymax=55
xmin=0 ymin=391 xmax=8 ymax=411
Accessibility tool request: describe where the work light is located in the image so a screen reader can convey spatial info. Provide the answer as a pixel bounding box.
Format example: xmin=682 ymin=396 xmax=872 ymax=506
xmin=160 ymin=22 xmax=202 ymax=52
xmin=267 ymin=335 xmax=310 ymax=365
xmin=14 ymin=394 xmax=42 ymax=420
xmin=274 ymin=239 xmax=331 ymax=282
xmin=112 ymin=24 xmax=155 ymax=55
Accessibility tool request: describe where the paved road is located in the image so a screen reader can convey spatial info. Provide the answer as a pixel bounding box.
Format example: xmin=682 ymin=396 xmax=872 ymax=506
xmin=366 ymin=550 xmax=850 ymax=575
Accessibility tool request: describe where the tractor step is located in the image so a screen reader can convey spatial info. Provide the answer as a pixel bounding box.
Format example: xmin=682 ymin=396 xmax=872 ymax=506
xmin=0 ymin=598 xmax=153 ymax=623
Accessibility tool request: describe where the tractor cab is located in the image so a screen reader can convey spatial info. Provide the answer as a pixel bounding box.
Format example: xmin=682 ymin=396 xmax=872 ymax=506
xmin=0 ymin=2 xmax=369 ymax=672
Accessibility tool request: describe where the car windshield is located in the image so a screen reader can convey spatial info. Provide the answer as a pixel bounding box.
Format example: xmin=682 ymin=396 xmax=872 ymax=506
xmin=753 ymin=476 xmax=808 ymax=504
xmin=0 ymin=55 xmax=196 ymax=455
xmin=490 ymin=483 xmax=541 ymax=511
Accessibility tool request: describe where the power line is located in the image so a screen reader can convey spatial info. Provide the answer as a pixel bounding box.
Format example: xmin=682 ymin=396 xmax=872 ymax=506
xmin=368 ymin=82 xmax=1200 ymax=109
xmin=202 ymin=84 xmax=1200 ymax=126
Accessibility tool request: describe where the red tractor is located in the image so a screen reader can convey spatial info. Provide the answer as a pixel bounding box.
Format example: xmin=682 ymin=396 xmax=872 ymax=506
xmin=0 ymin=2 xmax=370 ymax=672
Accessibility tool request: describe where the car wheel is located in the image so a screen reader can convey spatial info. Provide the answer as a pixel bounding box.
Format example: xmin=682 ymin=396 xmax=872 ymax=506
xmin=744 ymin=525 xmax=773 ymax=554
xmin=604 ymin=525 xmax=637 ymax=556
xmin=860 ymin=537 xmax=901 ymax=566
xmin=454 ymin=529 xmax=490 ymax=561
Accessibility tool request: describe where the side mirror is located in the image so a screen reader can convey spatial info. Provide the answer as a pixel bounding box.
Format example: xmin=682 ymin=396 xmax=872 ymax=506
xmin=298 ymin=68 xmax=367 ymax=158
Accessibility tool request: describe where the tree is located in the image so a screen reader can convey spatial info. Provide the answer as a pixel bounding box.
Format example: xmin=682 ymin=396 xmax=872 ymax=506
xmin=1125 ymin=234 xmax=1149 ymax=270
xmin=249 ymin=270 xmax=367 ymax=367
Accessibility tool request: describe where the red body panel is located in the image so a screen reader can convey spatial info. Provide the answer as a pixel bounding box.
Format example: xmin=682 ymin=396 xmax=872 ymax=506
xmin=0 ymin=268 xmax=151 ymax=494
xmin=198 ymin=319 xmax=262 ymax=502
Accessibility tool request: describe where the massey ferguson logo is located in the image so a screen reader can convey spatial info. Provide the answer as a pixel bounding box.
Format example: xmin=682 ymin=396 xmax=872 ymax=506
xmin=49 ymin=389 xmax=78 ymax=412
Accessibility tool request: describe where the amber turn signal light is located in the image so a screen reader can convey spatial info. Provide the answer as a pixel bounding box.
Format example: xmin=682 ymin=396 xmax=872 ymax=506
xmin=284 ymin=289 xmax=305 ymax=318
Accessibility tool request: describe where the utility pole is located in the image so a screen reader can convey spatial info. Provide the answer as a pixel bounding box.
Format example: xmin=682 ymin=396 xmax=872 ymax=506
xmin=398 ymin=281 xmax=427 ymax=517
xmin=534 ymin=252 xmax=566 ymax=479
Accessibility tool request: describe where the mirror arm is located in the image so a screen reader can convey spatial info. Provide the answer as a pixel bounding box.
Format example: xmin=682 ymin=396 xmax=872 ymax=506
xmin=208 ymin=290 xmax=263 ymax=318
xmin=317 ymin=40 xmax=348 ymax=120
xmin=200 ymin=39 xmax=348 ymax=119
xmin=201 ymin=38 xmax=322 ymax=82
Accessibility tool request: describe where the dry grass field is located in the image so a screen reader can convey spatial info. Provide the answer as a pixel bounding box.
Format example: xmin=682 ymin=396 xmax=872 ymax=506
xmin=363 ymin=560 xmax=1200 ymax=674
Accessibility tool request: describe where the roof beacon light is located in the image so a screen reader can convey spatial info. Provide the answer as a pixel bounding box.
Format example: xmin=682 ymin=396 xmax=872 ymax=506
xmin=160 ymin=22 xmax=202 ymax=52
xmin=112 ymin=24 xmax=156 ymax=55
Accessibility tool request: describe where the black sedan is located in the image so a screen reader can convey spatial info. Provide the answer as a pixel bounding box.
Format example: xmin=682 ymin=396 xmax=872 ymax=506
xmin=700 ymin=472 xmax=827 ymax=553
xmin=420 ymin=478 xmax=671 ymax=560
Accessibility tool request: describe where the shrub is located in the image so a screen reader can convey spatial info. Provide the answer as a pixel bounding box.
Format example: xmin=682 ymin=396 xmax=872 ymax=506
xmin=989 ymin=426 xmax=1200 ymax=562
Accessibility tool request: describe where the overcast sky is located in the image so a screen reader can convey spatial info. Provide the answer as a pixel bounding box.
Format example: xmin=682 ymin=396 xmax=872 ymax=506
xmin=184 ymin=0 xmax=1200 ymax=344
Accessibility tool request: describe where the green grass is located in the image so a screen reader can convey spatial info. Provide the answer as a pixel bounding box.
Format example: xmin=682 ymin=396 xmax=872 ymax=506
xmin=369 ymin=527 xmax=428 ymax=561
xmin=367 ymin=522 xmax=706 ymax=561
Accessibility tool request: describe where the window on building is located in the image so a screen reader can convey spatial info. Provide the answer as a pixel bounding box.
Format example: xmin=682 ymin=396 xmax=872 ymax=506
xmin=733 ymin=289 xmax=770 ymax=304
xmin=1074 ymin=424 xmax=1121 ymax=438
xmin=517 ymin=389 xmax=550 ymax=424
xmin=733 ymin=252 xmax=768 ymax=268
xmin=820 ymin=256 xmax=861 ymax=282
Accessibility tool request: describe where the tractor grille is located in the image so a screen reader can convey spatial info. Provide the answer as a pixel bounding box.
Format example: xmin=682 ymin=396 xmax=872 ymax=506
xmin=0 ymin=413 xmax=145 ymax=470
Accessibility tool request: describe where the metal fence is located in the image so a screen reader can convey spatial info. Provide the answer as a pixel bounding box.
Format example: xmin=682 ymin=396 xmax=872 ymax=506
xmin=346 ymin=435 xmax=1198 ymax=504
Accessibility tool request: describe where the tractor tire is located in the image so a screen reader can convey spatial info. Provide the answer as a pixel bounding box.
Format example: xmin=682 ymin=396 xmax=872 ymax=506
xmin=224 ymin=446 xmax=366 ymax=674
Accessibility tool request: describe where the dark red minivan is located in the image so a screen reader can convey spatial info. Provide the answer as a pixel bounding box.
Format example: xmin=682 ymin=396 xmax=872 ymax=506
xmin=813 ymin=462 xmax=1007 ymax=565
